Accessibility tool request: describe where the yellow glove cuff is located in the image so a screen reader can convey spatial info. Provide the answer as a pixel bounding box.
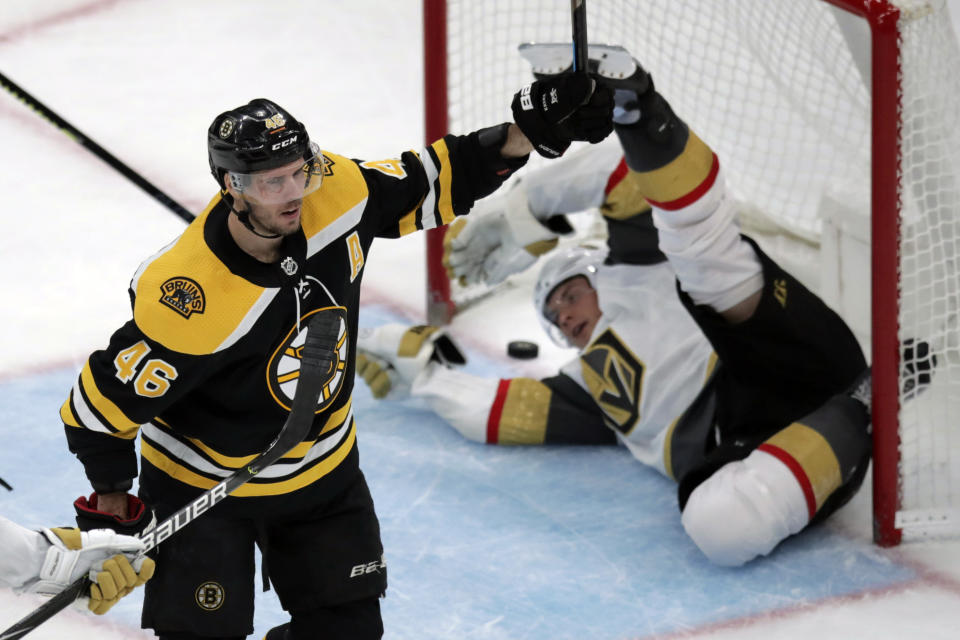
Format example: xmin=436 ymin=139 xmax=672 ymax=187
xmin=48 ymin=527 xmax=83 ymax=550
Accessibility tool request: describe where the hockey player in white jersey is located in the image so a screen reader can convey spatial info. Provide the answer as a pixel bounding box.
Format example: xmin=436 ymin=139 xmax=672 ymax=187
xmin=357 ymin=49 xmax=872 ymax=567
xmin=0 ymin=514 xmax=154 ymax=614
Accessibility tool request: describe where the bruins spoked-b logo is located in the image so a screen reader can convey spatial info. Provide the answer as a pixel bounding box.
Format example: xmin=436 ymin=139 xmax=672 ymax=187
xmin=195 ymin=581 xmax=224 ymax=611
xmin=580 ymin=328 xmax=645 ymax=436
xmin=320 ymin=154 xmax=335 ymax=178
xmin=266 ymin=307 xmax=348 ymax=412
xmin=218 ymin=117 xmax=235 ymax=139
xmin=159 ymin=277 xmax=206 ymax=318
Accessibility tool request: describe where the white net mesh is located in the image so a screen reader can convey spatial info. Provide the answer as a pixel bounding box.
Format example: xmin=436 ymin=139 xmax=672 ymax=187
xmin=445 ymin=0 xmax=871 ymax=240
xmin=437 ymin=0 xmax=960 ymax=539
xmin=894 ymin=2 xmax=960 ymax=537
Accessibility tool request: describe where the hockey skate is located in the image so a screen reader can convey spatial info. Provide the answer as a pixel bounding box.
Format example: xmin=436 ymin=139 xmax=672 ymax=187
xmin=518 ymin=42 xmax=638 ymax=81
xmin=518 ymin=42 xmax=651 ymax=121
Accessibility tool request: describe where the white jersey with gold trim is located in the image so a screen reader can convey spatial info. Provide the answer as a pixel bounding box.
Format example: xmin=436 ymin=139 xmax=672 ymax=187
xmin=558 ymin=260 xmax=715 ymax=476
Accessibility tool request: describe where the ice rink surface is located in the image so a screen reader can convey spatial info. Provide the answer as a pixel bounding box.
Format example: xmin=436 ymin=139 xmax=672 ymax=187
xmin=2 ymin=1 xmax=960 ymax=639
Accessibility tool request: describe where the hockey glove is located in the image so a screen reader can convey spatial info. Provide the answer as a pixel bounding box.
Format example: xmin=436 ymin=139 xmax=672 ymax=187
xmin=356 ymin=352 xmax=393 ymax=399
xmin=18 ymin=527 xmax=155 ymax=615
xmin=356 ymin=324 xmax=466 ymax=398
xmin=87 ymin=550 xmax=155 ymax=615
xmin=74 ymin=492 xmax=156 ymax=537
xmin=444 ymin=181 xmax=571 ymax=287
xmin=512 ymin=73 xmax=614 ymax=158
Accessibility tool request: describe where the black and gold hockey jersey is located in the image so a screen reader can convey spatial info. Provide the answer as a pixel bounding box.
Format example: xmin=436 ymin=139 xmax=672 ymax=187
xmin=62 ymin=131 xmax=524 ymax=514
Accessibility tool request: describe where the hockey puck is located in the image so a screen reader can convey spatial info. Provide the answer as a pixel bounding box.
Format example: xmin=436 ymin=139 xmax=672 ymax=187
xmin=507 ymin=340 xmax=539 ymax=359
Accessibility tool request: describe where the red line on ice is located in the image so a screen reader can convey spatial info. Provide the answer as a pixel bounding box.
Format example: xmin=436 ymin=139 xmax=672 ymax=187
xmin=0 ymin=0 xmax=131 ymax=44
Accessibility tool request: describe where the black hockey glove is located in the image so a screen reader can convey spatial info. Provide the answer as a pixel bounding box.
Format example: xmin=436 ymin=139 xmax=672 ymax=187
xmin=74 ymin=492 xmax=156 ymax=537
xmin=511 ymin=73 xmax=614 ymax=158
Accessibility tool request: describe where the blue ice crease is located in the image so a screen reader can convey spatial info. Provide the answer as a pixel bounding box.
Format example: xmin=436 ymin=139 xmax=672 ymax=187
xmin=0 ymin=303 xmax=915 ymax=639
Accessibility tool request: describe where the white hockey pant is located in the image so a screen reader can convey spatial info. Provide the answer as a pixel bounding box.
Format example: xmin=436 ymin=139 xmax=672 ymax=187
xmin=680 ymin=448 xmax=810 ymax=567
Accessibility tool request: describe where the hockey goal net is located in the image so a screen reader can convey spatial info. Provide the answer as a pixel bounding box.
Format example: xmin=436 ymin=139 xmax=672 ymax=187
xmin=422 ymin=0 xmax=960 ymax=546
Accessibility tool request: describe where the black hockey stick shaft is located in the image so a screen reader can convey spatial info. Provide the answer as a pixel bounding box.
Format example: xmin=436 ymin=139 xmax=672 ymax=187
xmin=0 ymin=311 xmax=340 ymax=640
xmin=0 ymin=71 xmax=195 ymax=223
xmin=570 ymin=0 xmax=588 ymax=74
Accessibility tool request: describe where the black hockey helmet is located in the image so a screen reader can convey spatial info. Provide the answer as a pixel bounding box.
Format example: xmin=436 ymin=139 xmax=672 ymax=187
xmin=207 ymin=98 xmax=312 ymax=189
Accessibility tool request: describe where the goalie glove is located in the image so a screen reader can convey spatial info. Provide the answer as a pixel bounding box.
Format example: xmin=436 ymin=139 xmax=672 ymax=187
xmin=19 ymin=527 xmax=156 ymax=615
xmin=444 ymin=181 xmax=572 ymax=287
xmin=356 ymin=324 xmax=466 ymax=398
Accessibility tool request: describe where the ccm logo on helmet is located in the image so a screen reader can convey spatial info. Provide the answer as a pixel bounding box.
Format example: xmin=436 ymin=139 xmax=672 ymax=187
xmin=272 ymin=135 xmax=298 ymax=151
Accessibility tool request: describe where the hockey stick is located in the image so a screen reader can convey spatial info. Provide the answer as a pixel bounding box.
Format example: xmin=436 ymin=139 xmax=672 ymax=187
xmin=570 ymin=0 xmax=589 ymax=74
xmin=0 ymin=71 xmax=195 ymax=223
xmin=0 ymin=310 xmax=341 ymax=640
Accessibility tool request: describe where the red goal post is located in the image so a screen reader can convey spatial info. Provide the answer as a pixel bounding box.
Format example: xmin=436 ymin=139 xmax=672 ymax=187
xmin=422 ymin=0 xmax=960 ymax=547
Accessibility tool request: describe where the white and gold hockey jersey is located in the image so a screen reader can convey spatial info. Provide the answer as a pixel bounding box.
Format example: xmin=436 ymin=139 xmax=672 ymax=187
xmin=412 ymin=254 xmax=716 ymax=480
xmin=411 ymin=128 xmax=728 ymax=480
xmin=555 ymin=260 xmax=715 ymax=477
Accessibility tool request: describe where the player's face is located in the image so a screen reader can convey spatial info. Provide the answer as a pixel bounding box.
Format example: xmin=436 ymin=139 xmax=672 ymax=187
xmin=229 ymin=158 xmax=309 ymax=237
xmin=545 ymin=276 xmax=602 ymax=349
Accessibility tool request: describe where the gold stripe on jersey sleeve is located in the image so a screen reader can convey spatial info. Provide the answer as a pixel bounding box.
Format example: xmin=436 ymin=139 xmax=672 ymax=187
xmin=140 ymin=420 xmax=357 ymax=497
xmin=394 ymin=148 xmax=424 ymax=237
xmin=497 ymin=378 xmax=550 ymax=445
xmin=630 ymin=131 xmax=714 ymax=205
xmin=430 ymin=139 xmax=456 ymax=225
xmin=170 ymin=399 xmax=353 ymax=468
xmin=78 ymin=363 xmax=139 ymax=436
xmin=133 ymin=209 xmax=269 ymax=356
xmin=300 ymin=151 xmax=369 ymax=241
xmin=601 ymin=172 xmax=651 ymax=221
xmin=396 ymin=205 xmax=419 ymax=236
xmin=764 ymin=422 xmax=842 ymax=511
xmin=60 ymin=397 xmax=80 ymax=428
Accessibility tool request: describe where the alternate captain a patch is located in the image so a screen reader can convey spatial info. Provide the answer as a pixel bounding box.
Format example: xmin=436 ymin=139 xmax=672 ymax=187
xmin=580 ymin=328 xmax=645 ymax=435
xmin=159 ymin=277 xmax=206 ymax=318
xmin=267 ymin=306 xmax=349 ymax=412
xmin=346 ymin=230 xmax=364 ymax=282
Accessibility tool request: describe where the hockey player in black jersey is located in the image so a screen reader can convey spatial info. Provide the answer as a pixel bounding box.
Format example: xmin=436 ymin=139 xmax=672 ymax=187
xmin=58 ymin=80 xmax=613 ymax=639
xmin=357 ymin=50 xmax=875 ymax=568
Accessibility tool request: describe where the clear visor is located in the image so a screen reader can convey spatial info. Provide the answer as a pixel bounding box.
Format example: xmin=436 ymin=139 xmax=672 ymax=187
xmin=228 ymin=142 xmax=324 ymax=205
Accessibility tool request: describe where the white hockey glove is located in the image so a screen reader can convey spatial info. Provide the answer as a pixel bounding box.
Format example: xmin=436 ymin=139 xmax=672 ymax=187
xmin=443 ymin=181 xmax=568 ymax=287
xmin=356 ymin=324 xmax=466 ymax=399
xmin=19 ymin=527 xmax=156 ymax=615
